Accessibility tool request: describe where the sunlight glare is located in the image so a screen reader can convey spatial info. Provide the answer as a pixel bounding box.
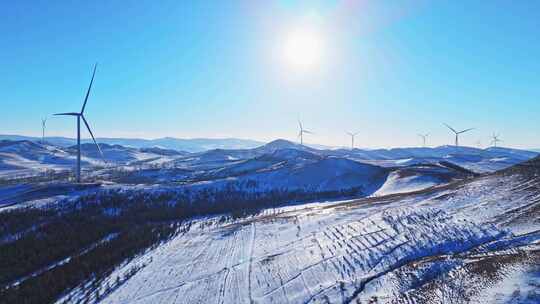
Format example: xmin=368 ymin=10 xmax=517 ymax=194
xmin=283 ymin=28 xmax=324 ymax=69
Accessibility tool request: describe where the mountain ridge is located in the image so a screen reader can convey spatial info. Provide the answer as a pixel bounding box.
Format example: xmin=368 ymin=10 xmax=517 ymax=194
xmin=0 ymin=134 xmax=264 ymax=152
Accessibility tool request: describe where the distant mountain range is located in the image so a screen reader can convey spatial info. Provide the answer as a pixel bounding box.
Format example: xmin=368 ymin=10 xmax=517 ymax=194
xmin=1 ymin=138 xmax=539 ymax=196
xmin=0 ymin=135 xmax=265 ymax=153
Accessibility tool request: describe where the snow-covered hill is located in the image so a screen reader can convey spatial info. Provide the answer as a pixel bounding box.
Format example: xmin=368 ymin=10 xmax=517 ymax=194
xmin=0 ymin=135 xmax=264 ymax=152
xmin=81 ymin=156 xmax=540 ymax=304
xmin=69 ymin=143 xmax=182 ymax=165
xmin=0 ymin=140 xmax=182 ymax=179
xmin=193 ymin=151 xmax=477 ymax=197
xmin=0 ymin=140 xmax=95 ymax=178
xmin=374 ymin=162 xmax=476 ymax=196
xmin=120 ymin=151 xmax=389 ymax=197
xmin=1 ymin=138 xmax=537 ymax=204
xmin=1 ymin=137 xmax=537 ymax=182
xmin=212 ymin=157 xmax=388 ymax=194
xmin=2 ymin=151 xmax=539 ymax=303
xmin=340 ymin=145 xmax=538 ymax=174
xmin=167 ymin=139 xmax=537 ymax=174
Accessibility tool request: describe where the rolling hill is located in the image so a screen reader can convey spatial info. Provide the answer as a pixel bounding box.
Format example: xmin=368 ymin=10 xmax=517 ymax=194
xmin=41 ymin=156 xmax=540 ymax=303
xmin=0 ymin=135 xmax=264 ymax=152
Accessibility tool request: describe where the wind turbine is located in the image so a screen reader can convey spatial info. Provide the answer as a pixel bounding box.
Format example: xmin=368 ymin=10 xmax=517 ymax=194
xmin=55 ymin=63 xmax=104 ymax=183
xmin=443 ymin=123 xmax=474 ymax=147
xmin=297 ymin=120 xmax=313 ymax=146
xmin=417 ymin=133 xmax=429 ymax=147
xmin=41 ymin=118 xmax=47 ymax=144
xmin=346 ymin=132 xmax=359 ymax=149
xmin=491 ymin=133 xmax=502 ymax=147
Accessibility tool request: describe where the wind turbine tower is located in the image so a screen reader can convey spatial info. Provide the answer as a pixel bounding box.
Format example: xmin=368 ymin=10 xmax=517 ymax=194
xmin=347 ymin=132 xmax=359 ymax=149
xmin=443 ymin=123 xmax=474 ymax=147
xmin=491 ymin=133 xmax=502 ymax=147
xmin=41 ymin=118 xmax=47 ymax=144
xmin=297 ymin=120 xmax=313 ymax=146
xmin=417 ymin=133 xmax=429 ymax=147
xmin=55 ymin=63 xmax=104 ymax=183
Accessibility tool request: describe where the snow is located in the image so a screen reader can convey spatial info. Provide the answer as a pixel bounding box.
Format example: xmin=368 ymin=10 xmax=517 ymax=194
xmin=373 ymin=172 xmax=440 ymax=196
xmin=474 ymin=266 xmax=540 ymax=303
xmin=394 ymin=158 xmax=413 ymax=164
xmin=0 ymin=140 xmax=184 ymax=180
xmin=1 ymin=139 xmax=537 ymax=185
xmin=92 ymin=169 xmax=540 ymax=304
xmin=196 ymin=157 xmax=389 ymax=195
xmin=1 ymin=140 xmax=539 ymax=303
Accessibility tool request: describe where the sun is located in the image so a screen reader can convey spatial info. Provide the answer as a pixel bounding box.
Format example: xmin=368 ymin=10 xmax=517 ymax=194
xmin=283 ymin=28 xmax=324 ymax=69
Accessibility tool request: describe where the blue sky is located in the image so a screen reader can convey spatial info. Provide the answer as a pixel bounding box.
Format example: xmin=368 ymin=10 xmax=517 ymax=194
xmin=1 ymin=1 xmax=539 ymax=148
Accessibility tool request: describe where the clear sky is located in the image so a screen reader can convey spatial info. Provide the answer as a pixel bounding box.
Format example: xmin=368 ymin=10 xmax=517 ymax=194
xmin=1 ymin=1 xmax=539 ymax=149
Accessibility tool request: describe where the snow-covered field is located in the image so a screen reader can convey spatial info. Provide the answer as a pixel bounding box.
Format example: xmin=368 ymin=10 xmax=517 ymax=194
xmin=68 ymin=163 xmax=540 ymax=304
xmin=2 ymin=139 xmax=539 ymax=303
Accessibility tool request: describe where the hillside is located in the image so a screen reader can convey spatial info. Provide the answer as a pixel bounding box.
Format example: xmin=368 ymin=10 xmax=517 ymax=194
xmin=82 ymin=153 xmax=540 ymax=303
xmin=0 ymin=140 xmax=92 ymax=178
xmin=374 ymin=162 xmax=477 ymax=196
xmin=1 ymin=137 xmax=537 ymax=182
xmin=0 ymin=135 xmax=264 ymax=153
xmin=1 ymin=150 xmax=539 ymax=303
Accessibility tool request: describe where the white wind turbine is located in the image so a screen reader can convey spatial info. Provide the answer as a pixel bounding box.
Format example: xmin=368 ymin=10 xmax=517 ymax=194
xmin=346 ymin=131 xmax=359 ymax=149
xmin=41 ymin=118 xmax=47 ymax=144
xmin=297 ymin=119 xmax=313 ymax=146
xmin=417 ymin=133 xmax=429 ymax=147
xmin=444 ymin=123 xmax=474 ymax=147
xmin=491 ymin=133 xmax=502 ymax=147
xmin=54 ymin=64 xmax=104 ymax=183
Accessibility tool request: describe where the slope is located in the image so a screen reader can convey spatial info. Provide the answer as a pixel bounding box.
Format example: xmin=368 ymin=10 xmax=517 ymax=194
xmin=92 ymin=158 xmax=540 ymax=304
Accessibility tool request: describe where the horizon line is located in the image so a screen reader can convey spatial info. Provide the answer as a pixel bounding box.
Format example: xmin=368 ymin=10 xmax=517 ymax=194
xmin=1 ymin=133 xmax=539 ymax=151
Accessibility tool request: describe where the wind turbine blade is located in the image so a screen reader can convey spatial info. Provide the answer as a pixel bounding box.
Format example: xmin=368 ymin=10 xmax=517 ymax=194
xmin=298 ymin=120 xmax=303 ymax=131
xmin=81 ymin=115 xmax=105 ymax=161
xmin=443 ymin=123 xmax=457 ymax=134
xmin=81 ymin=63 xmax=98 ymax=114
xmin=303 ymin=130 xmax=314 ymax=134
xmin=54 ymin=112 xmax=80 ymax=116
xmin=458 ymin=128 xmax=474 ymax=134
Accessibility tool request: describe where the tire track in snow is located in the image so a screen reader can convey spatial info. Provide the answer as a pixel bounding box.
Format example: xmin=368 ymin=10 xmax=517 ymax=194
xmin=218 ymin=226 xmax=246 ymax=304
xmin=218 ymin=268 xmax=231 ymax=304
xmin=247 ymin=222 xmax=256 ymax=304
xmin=115 ymin=268 xmax=229 ymax=304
